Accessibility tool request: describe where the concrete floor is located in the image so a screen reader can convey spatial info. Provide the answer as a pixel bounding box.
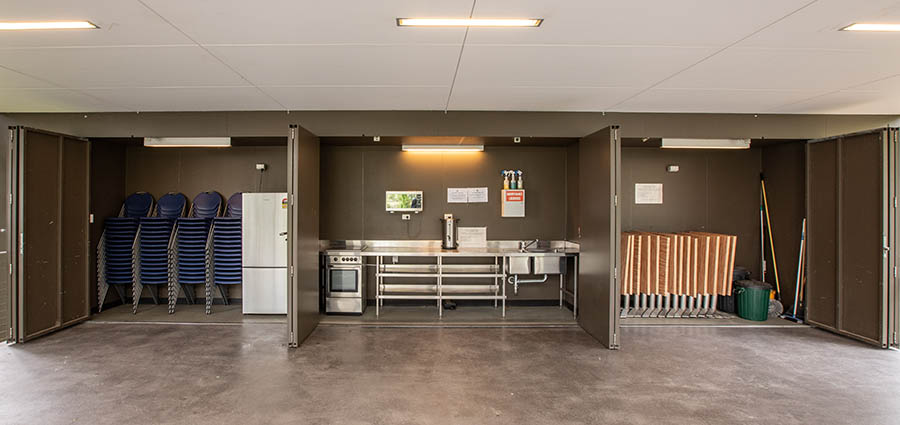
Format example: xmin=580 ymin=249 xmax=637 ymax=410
xmin=2 ymin=323 xmax=898 ymax=425
xmin=320 ymin=305 xmax=577 ymax=327
xmin=92 ymin=304 xmax=286 ymax=324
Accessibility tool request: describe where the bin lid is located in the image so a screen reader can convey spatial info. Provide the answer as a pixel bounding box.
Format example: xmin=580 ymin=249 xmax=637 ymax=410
xmin=734 ymin=279 xmax=772 ymax=290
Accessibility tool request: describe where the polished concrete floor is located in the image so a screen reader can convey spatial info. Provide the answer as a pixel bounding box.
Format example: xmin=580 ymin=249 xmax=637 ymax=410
xmin=92 ymin=303 xmax=286 ymax=324
xmin=320 ymin=305 xmax=577 ymax=326
xmin=2 ymin=323 xmax=898 ymax=425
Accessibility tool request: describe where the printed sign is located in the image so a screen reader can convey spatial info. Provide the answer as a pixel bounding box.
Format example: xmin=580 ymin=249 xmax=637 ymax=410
xmin=282 ymin=197 xmax=288 ymax=209
xmin=467 ymin=187 xmax=488 ymax=203
xmin=505 ymin=190 xmax=524 ymax=202
xmin=635 ymin=183 xmax=663 ymax=204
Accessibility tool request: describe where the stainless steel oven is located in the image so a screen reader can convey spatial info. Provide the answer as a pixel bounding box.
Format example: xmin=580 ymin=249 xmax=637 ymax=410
xmin=325 ymin=251 xmax=366 ymax=314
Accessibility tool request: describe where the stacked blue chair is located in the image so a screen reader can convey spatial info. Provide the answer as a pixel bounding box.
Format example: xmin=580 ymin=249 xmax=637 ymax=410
xmin=97 ymin=192 xmax=154 ymax=311
xmin=171 ymin=192 xmax=222 ymax=314
xmin=208 ymin=193 xmax=243 ymax=313
xmin=134 ymin=193 xmax=186 ymax=314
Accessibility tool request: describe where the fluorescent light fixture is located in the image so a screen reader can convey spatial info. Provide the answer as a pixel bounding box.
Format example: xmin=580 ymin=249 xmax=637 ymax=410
xmin=397 ymin=18 xmax=542 ymax=27
xmin=661 ymin=138 xmax=750 ymax=150
xmin=0 ymin=21 xmax=98 ymax=30
xmin=402 ymin=144 xmax=484 ymax=153
xmin=144 ymin=137 xmax=231 ymax=148
xmin=841 ymin=23 xmax=900 ymax=32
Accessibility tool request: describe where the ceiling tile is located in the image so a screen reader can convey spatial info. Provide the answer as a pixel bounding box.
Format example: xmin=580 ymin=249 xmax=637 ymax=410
xmin=84 ymin=86 xmax=283 ymax=111
xmin=0 ymin=46 xmax=246 ymax=88
xmin=0 ymin=0 xmax=190 ymax=47
xmin=0 ymin=88 xmax=121 ymax=112
xmin=0 ymin=66 xmax=55 ymax=88
xmin=209 ymin=45 xmax=460 ymax=86
xmin=771 ymin=90 xmax=900 ymax=114
xmin=739 ymin=0 xmax=900 ymax=50
xmin=141 ymin=0 xmax=471 ymax=45
xmin=448 ymin=86 xmax=638 ymax=111
xmin=466 ymin=0 xmax=811 ymax=46
xmin=658 ymin=47 xmax=900 ymax=91
xmin=454 ymin=45 xmax=713 ymax=88
xmin=614 ymin=88 xmax=828 ymax=113
xmin=262 ymin=86 xmax=449 ymax=110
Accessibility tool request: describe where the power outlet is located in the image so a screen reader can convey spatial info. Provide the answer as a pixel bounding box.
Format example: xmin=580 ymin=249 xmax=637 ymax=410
xmin=401 ymin=214 xmax=411 ymax=221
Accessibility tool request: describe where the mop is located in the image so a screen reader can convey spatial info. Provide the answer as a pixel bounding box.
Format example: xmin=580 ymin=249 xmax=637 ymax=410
xmin=781 ymin=218 xmax=806 ymax=323
xmin=760 ymin=174 xmax=784 ymax=317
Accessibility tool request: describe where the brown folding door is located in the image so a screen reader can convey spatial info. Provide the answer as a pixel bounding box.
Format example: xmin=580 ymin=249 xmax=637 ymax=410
xmin=11 ymin=127 xmax=90 ymax=342
xmin=577 ymin=126 xmax=621 ymax=349
xmin=806 ymin=128 xmax=898 ymax=347
xmin=287 ymin=124 xmax=321 ymax=347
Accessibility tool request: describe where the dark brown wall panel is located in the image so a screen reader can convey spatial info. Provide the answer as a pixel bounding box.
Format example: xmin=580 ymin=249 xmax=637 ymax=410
xmin=806 ymin=141 xmax=839 ymax=328
xmin=566 ymin=143 xmax=579 ymax=241
xmin=88 ymin=142 xmax=127 ymax=309
xmin=321 ymin=146 xmax=568 ymax=241
xmin=124 ymin=145 xmax=288 ymax=203
xmin=621 ymin=148 xmax=762 ymax=277
xmin=839 ymin=133 xmax=883 ymax=341
xmin=761 ymin=142 xmax=807 ymax=311
xmin=60 ymin=137 xmax=89 ymax=323
xmin=319 ymin=147 xmax=363 ymax=241
xmin=23 ymin=130 xmax=61 ymax=337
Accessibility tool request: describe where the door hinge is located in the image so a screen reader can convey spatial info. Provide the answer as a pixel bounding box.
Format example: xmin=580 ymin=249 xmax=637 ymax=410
xmin=894 ymin=197 xmax=897 ymax=209
xmin=894 ymin=266 xmax=898 ymax=278
xmin=614 ymin=266 xmax=618 ymax=280
xmin=290 ymin=331 xmax=294 ymax=342
xmin=893 ymin=332 xmax=898 ymax=345
xmin=290 ymin=265 xmax=294 ymax=277
xmin=614 ymin=195 xmax=618 ymax=207
xmin=18 ymin=234 xmax=23 ymax=255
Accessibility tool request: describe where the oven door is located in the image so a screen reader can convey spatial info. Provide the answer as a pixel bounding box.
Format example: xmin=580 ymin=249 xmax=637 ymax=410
xmin=326 ymin=266 xmax=362 ymax=298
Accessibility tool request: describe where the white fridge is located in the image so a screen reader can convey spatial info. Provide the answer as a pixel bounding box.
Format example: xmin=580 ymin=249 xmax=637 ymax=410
xmin=242 ymin=192 xmax=288 ymax=314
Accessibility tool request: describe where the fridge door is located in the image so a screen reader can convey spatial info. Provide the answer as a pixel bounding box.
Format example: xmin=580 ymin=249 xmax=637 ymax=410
xmin=242 ymin=267 xmax=288 ymax=314
xmin=242 ymin=192 xmax=288 ymax=267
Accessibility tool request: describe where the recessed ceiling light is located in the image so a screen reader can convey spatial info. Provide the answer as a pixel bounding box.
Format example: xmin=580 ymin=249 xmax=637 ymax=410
xmin=840 ymin=23 xmax=900 ymax=32
xmin=0 ymin=21 xmax=98 ymax=30
xmin=396 ymin=18 xmax=542 ymax=27
xmin=144 ymin=137 xmax=231 ymax=148
xmin=402 ymin=144 xmax=484 ymax=153
xmin=661 ymin=139 xmax=750 ymax=150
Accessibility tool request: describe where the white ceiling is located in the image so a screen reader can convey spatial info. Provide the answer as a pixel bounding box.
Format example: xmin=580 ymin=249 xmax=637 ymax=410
xmin=1 ymin=0 xmax=900 ymax=113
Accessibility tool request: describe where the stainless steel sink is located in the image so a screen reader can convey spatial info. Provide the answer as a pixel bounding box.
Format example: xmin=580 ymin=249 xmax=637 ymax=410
xmin=508 ymin=256 xmax=532 ymax=274
xmin=533 ymin=256 xmax=565 ymax=274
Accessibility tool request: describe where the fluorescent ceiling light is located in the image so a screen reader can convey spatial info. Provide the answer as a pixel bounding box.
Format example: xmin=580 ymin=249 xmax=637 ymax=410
xmin=397 ymin=18 xmax=542 ymax=27
xmin=0 ymin=21 xmax=98 ymax=30
xmin=144 ymin=137 xmax=231 ymax=148
xmin=402 ymin=144 xmax=484 ymax=152
xmin=661 ymin=138 xmax=750 ymax=150
xmin=841 ymin=23 xmax=900 ymax=32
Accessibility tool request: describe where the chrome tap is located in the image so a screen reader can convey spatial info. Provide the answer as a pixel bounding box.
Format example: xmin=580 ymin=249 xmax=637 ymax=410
xmin=520 ymin=239 xmax=540 ymax=252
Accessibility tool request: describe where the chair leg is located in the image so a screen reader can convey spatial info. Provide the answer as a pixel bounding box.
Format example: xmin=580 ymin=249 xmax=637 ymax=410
xmin=182 ymin=284 xmax=195 ymax=304
xmin=148 ymin=285 xmax=160 ymax=305
xmin=113 ymin=285 xmax=128 ymax=304
xmin=218 ymin=285 xmax=229 ymax=305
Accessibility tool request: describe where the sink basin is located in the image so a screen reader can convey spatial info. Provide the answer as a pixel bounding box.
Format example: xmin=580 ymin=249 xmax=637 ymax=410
xmin=533 ymin=256 xmax=565 ymax=274
xmin=508 ymin=256 xmax=532 ymax=274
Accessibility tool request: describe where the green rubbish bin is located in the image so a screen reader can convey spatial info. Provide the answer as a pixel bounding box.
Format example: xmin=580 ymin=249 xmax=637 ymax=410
xmin=734 ymin=280 xmax=772 ymax=322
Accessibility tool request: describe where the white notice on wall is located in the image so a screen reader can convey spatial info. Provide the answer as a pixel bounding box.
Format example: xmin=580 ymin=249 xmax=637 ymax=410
xmin=458 ymin=227 xmax=488 ymax=248
xmin=634 ymin=183 xmax=663 ymax=204
xmin=448 ymin=188 xmax=468 ymax=203
xmin=467 ymin=187 xmax=488 ymax=203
